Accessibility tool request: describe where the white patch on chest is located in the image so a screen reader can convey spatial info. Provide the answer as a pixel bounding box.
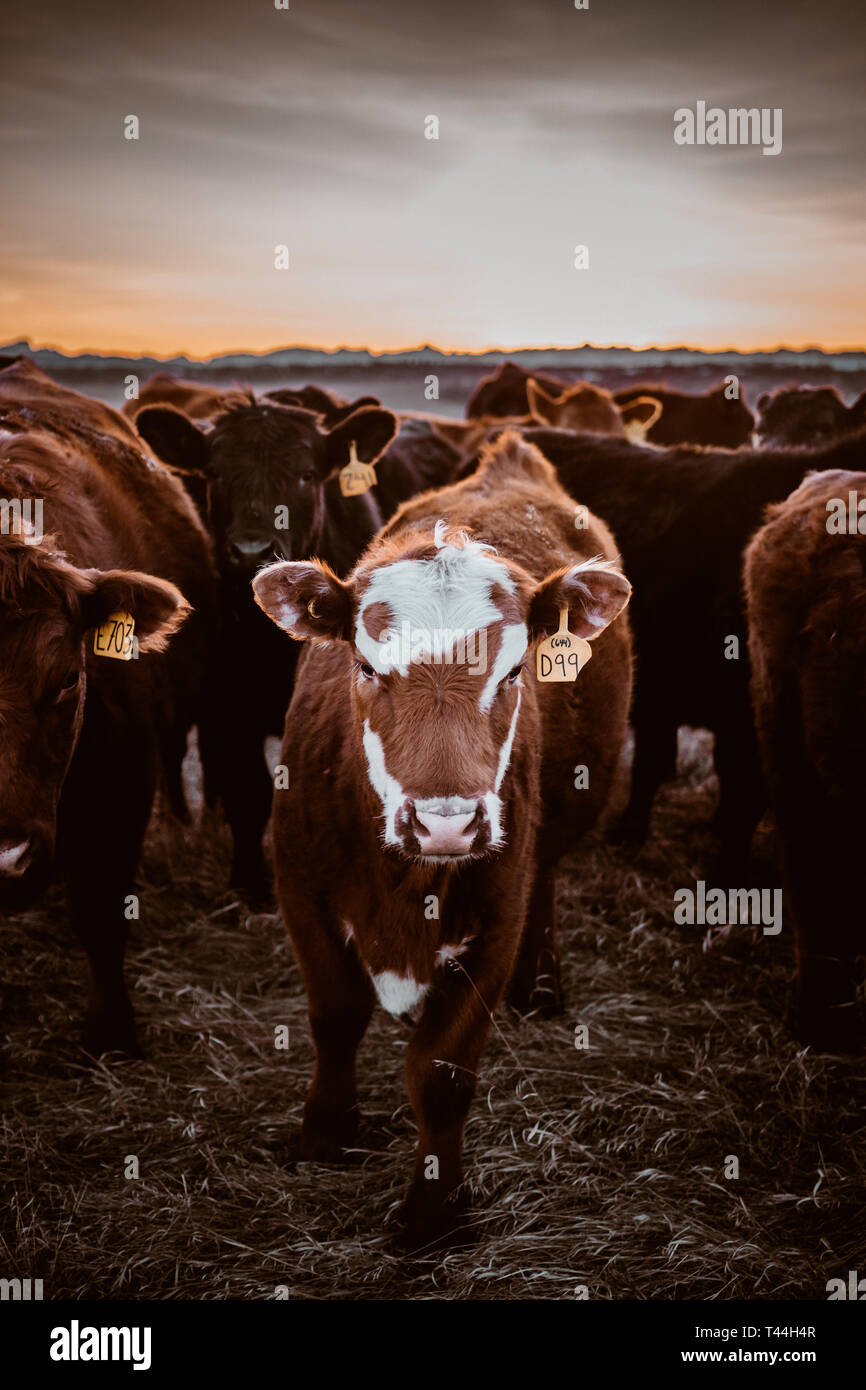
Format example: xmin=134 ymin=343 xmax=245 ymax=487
xmin=372 ymin=970 xmax=429 ymax=1016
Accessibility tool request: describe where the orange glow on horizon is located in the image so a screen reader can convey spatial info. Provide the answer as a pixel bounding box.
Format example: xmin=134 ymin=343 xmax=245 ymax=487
xmin=9 ymin=333 xmax=866 ymax=361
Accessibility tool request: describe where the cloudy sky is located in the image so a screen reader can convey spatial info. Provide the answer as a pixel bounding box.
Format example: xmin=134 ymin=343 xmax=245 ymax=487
xmin=1 ymin=0 xmax=864 ymax=355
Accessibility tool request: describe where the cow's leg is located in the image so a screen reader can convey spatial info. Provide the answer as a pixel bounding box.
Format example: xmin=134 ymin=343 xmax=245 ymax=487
xmin=613 ymin=696 xmax=678 ymax=844
xmin=506 ymin=867 xmax=561 ymax=1015
xmin=220 ymin=717 xmax=273 ymax=906
xmin=402 ymin=932 xmax=516 ymax=1250
xmin=58 ymin=716 xmax=156 ymax=1057
xmin=711 ymin=716 xmax=765 ymax=879
xmin=785 ymin=819 xmax=861 ymax=1052
xmin=294 ymin=921 xmax=376 ymax=1160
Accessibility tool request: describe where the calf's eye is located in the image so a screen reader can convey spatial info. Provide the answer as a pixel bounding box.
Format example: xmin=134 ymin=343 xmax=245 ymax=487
xmin=55 ymin=671 xmax=81 ymax=702
xmin=506 ymin=664 xmax=524 ymax=683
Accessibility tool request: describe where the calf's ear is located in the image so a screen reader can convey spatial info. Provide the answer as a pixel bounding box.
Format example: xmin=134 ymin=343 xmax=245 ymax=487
xmin=80 ymin=569 xmax=191 ymax=652
xmin=619 ymin=395 xmax=662 ymax=432
xmin=526 ymin=378 xmax=565 ymax=424
xmin=135 ymin=406 xmax=211 ymax=475
xmin=326 ymin=395 xmax=383 ymax=428
xmin=252 ymin=560 xmax=352 ymax=641
xmin=324 ymin=406 xmax=398 ymax=472
xmin=529 ymin=559 xmax=631 ymax=641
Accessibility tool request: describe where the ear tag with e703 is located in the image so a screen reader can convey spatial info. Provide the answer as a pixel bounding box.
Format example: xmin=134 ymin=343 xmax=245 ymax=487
xmin=94 ymin=611 xmax=136 ymax=661
xmin=339 ymin=439 xmax=377 ymax=497
xmin=536 ymin=607 xmax=592 ymax=682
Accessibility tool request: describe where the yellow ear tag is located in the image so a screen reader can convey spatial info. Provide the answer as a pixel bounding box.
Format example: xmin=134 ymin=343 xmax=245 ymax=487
xmin=93 ymin=611 xmax=136 ymax=661
xmin=339 ymin=439 xmax=377 ymax=497
xmin=536 ymin=608 xmax=592 ymax=682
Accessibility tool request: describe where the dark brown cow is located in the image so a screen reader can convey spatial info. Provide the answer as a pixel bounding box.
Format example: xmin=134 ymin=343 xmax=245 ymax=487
xmin=756 ymin=385 xmax=866 ymax=449
xmin=465 ymin=360 xmax=569 ymax=418
xmin=0 ymin=359 xmax=217 ymax=1054
xmin=746 ymin=469 xmax=866 ymax=1051
xmin=263 ymin=384 xmax=381 ymax=426
xmin=460 ymin=422 xmax=866 ymax=874
xmin=252 ymin=431 xmax=632 ymax=1248
xmin=614 ymin=381 xmax=755 ymax=448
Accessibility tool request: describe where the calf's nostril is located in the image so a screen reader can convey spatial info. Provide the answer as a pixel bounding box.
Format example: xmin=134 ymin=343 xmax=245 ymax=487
xmin=0 ymin=838 xmax=33 ymax=877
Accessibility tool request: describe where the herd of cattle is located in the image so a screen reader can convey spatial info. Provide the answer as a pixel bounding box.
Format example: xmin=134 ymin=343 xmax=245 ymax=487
xmin=1 ymin=352 xmax=864 ymax=1248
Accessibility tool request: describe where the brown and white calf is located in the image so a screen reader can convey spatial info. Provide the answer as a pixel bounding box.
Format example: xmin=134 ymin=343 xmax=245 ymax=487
xmin=253 ymin=431 xmax=632 ymax=1248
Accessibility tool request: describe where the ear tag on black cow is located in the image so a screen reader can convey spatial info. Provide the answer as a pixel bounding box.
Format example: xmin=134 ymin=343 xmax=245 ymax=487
xmin=339 ymin=439 xmax=377 ymax=498
xmin=94 ymin=611 xmax=135 ymax=661
xmin=536 ymin=607 xmax=592 ymax=682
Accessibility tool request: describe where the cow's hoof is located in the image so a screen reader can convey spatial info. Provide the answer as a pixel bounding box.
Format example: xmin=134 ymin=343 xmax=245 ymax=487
xmin=82 ymin=1018 xmax=142 ymax=1060
xmin=395 ymin=1186 xmax=473 ymax=1256
xmin=507 ymin=983 xmax=564 ymax=1019
xmin=229 ymin=872 xmax=274 ymax=912
xmin=298 ymin=1124 xmax=360 ymax=1165
xmin=794 ymin=1006 xmax=862 ymax=1055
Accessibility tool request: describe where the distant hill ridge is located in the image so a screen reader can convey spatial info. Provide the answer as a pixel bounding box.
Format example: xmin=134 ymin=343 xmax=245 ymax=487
xmin=3 ymin=340 xmax=866 ymax=375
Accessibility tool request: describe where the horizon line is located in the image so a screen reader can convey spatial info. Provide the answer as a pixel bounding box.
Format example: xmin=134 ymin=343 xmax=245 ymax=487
xmin=5 ymin=336 xmax=866 ymax=363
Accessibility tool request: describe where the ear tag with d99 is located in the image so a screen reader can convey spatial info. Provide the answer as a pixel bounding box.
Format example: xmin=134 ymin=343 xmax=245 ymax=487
xmin=339 ymin=439 xmax=377 ymax=497
xmin=536 ymin=607 xmax=592 ymax=682
xmin=94 ymin=611 xmax=135 ymax=661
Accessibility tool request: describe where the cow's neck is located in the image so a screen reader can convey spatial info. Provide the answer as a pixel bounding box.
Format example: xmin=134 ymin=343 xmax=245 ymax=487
xmin=317 ymin=482 xmax=383 ymax=576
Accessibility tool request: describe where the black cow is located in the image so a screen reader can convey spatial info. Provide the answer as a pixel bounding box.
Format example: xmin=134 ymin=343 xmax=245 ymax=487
xmin=135 ymin=397 xmax=397 ymax=903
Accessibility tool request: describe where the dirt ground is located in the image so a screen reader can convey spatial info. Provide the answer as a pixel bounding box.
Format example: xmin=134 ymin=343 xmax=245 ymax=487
xmin=2 ymin=726 xmax=864 ymax=1301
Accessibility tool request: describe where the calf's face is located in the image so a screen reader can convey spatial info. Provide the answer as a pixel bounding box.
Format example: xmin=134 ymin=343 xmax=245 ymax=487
xmin=254 ymin=525 xmax=630 ymax=862
xmin=0 ymin=543 xmax=188 ymax=901
xmin=135 ymin=401 xmax=396 ymax=580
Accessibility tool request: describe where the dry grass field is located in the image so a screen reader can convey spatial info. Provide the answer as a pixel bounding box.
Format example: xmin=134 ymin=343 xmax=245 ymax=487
xmin=2 ymin=728 xmax=864 ymax=1301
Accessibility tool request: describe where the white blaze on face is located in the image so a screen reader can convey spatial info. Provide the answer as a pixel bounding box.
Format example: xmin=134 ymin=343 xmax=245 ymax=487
xmin=362 ymin=719 xmax=406 ymax=847
xmin=356 ymin=524 xmax=529 ymax=847
xmin=355 ymin=523 xmax=527 ymax=698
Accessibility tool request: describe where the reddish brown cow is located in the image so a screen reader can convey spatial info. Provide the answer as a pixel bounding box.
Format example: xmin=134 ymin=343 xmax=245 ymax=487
xmin=526 ymin=378 xmax=661 ymax=438
xmin=465 ymin=360 xmax=660 ymax=439
xmin=123 ymin=372 xmax=244 ymax=422
xmin=746 ymin=469 xmax=866 ymax=1051
xmin=0 ymin=359 xmax=217 ymax=1054
xmin=252 ymin=431 xmax=632 ymax=1248
xmin=756 ymin=384 xmax=866 ymax=448
xmin=614 ymin=381 xmax=754 ymax=448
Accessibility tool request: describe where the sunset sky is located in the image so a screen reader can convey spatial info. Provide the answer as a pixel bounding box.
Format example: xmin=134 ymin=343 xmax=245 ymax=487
xmin=2 ymin=0 xmax=864 ymax=357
